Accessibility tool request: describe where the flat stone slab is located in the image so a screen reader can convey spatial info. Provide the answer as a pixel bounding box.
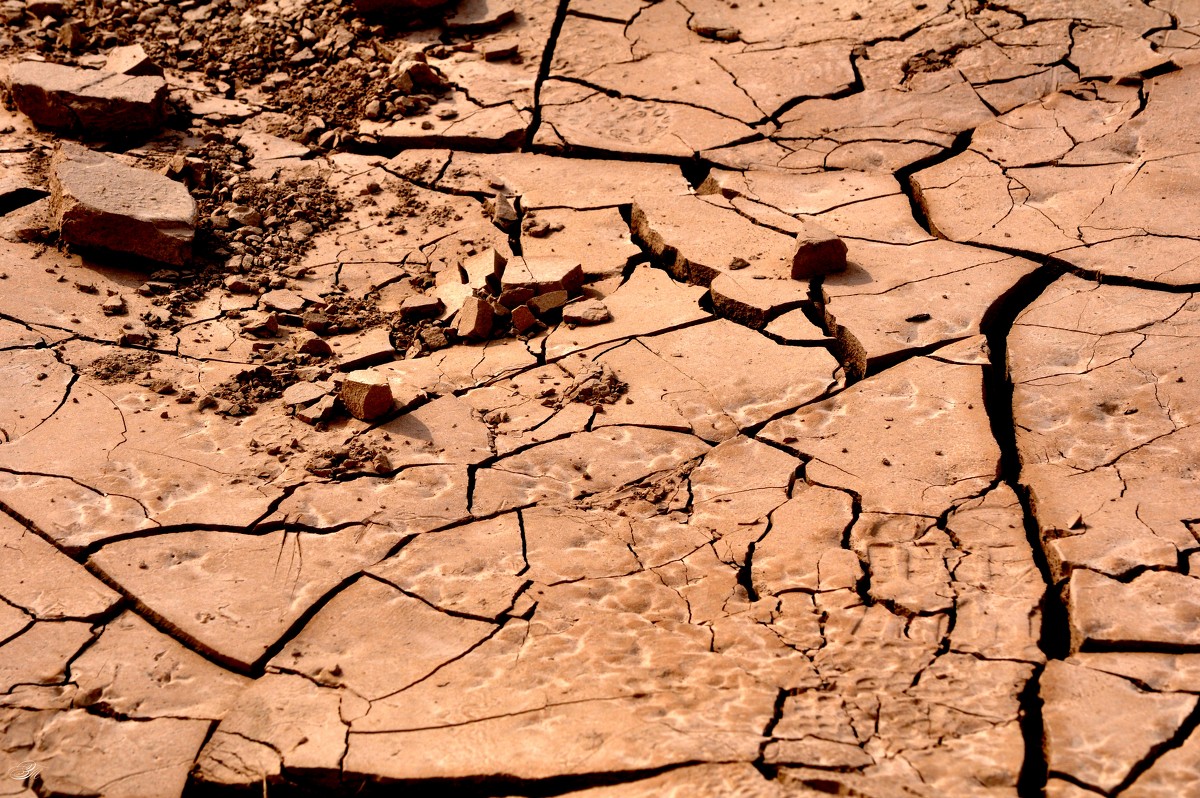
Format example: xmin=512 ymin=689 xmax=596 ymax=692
xmin=1041 ymin=660 xmax=1196 ymax=793
xmin=760 ymin=354 xmax=1000 ymax=516
xmin=1067 ymin=569 xmax=1200 ymax=652
xmin=1010 ymin=275 xmax=1200 ymax=581
xmin=50 ymin=142 xmax=197 ymax=266
xmin=8 ymin=60 xmax=167 ymax=134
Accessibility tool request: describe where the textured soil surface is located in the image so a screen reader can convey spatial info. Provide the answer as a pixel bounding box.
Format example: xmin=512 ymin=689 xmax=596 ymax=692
xmin=1 ymin=0 xmax=1200 ymax=796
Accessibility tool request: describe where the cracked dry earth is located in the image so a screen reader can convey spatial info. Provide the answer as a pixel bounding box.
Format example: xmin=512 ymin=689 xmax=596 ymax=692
xmin=1 ymin=0 xmax=1200 ymax=796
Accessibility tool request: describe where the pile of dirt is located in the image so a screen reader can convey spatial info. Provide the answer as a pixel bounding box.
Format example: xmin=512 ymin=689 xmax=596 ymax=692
xmin=81 ymin=351 xmax=161 ymax=383
xmin=201 ymin=363 xmax=301 ymax=417
xmin=304 ymin=438 xmax=396 ymax=477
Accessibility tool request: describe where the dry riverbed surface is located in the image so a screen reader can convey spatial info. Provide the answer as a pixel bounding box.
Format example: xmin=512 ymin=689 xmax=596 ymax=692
xmin=1 ymin=0 xmax=1199 ymax=796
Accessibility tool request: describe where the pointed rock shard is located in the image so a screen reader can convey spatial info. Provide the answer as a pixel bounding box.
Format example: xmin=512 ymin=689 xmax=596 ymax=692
xmin=8 ymin=61 xmax=168 ymax=134
xmin=297 ymin=394 xmax=337 ymax=425
xmin=104 ymin=44 xmax=163 ymax=77
xmin=462 ymin=247 xmax=506 ymax=291
xmin=487 ymin=193 xmax=519 ymax=230
xmin=456 ymin=296 xmax=494 ymax=341
xmin=50 ymin=143 xmax=197 ymax=267
xmin=526 ymin=257 xmax=585 ymax=295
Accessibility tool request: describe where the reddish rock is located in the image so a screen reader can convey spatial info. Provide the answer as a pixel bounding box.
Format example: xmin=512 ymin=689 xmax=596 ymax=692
xmin=561 ymin=298 xmax=611 ymax=325
xmin=400 ymin=294 xmax=444 ymax=320
xmin=529 ymin=290 xmax=568 ymax=316
xmin=26 ymin=0 xmax=68 ymax=17
xmin=500 ymin=257 xmax=585 ymax=296
xmin=391 ymin=60 xmax=449 ymax=93
xmin=708 ymin=273 xmax=789 ymax=329
xmin=529 ymin=257 xmax=585 ymax=294
xmin=291 ymin=330 xmax=334 ymax=357
xmin=261 ymin=289 xmax=305 ymax=313
xmin=486 ymin=193 xmax=519 ymax=229
xmin=340 ymin=370 xmax=395 ymax=420
xmin=296 ymin=394 xmax=337 ymax=424
xmin=791 ymin=219 xmax=847 ymax=279
xmin=50 ymin=143 xmax=197 ymax=267
xmin=100 ymin=294 xmax=127 ymax=316
xmin=8 ymin=61 xmax=168 ymax=134
xmin=224 ymin=275 xmax=253 ymax=293
xmin=105 ymin=44 xmax=163 ymax=77
xmin=456 ymin=296 xmax=494 ymax=341
xmin=388 ymin=378 xmax=428 ymax=414
xmin=446 ymin=0 xmax=516 ymax=31
xmin=510 ymin=304 xmax=538 ymax=333
xmin=282 ymin=382 xmax=328 ymax=408
xmin=462 ymin=247 xmax=506 ymax=290
xmin=498 ymin=286 xmax=535 ymax=309
xmin=482 ymin=38 xmax=519 ymax=62
xmin=239 ymin=312 xmax=279 ymax=338
xmin=335 ymin=328 xmax=396 ymax=371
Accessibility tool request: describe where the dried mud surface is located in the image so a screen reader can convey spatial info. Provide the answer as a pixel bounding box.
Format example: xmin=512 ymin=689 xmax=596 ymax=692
xmin=1 ymin=0 xmax=1199 ymax=796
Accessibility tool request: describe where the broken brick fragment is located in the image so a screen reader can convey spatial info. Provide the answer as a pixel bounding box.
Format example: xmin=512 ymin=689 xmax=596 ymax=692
xmin=791 ymin=220 xmax=847 ymax=280
xmin=340 ymin=370 xmax=394 ymax=420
